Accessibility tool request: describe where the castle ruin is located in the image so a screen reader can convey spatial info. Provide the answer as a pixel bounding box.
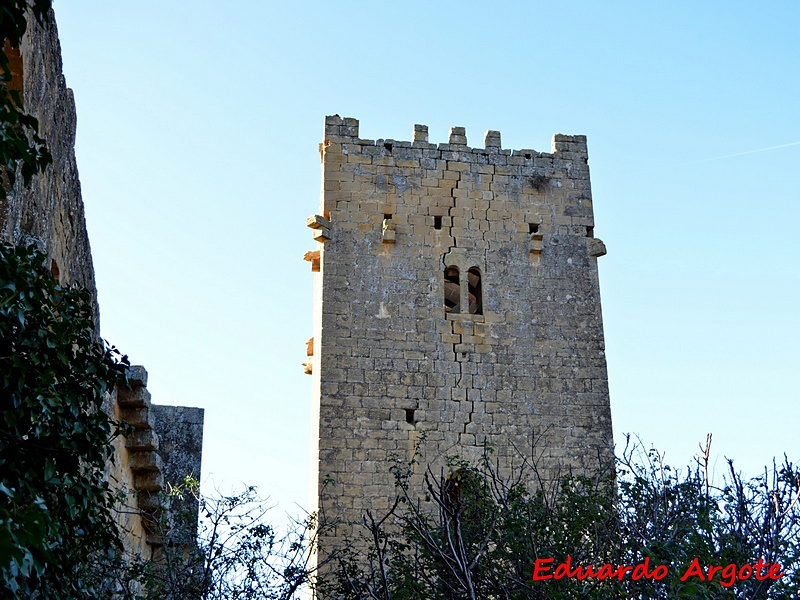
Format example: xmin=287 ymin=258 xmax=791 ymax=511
xmin=1 ymin=8 xmax=203 ymax=561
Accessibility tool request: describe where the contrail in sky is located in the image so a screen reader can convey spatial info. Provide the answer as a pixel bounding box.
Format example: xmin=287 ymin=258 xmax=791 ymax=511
xmin=687 ymin=141 xmax=800 ymax=164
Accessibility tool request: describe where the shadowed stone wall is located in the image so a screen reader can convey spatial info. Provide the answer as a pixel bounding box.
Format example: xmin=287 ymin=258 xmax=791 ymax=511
xmin=1 ymin=8 xmax=204 ymax=559
xmin=152 ymin=405 xmax=205 ymax=538
xmin=1 ymin=8 xmax=97 ymax=319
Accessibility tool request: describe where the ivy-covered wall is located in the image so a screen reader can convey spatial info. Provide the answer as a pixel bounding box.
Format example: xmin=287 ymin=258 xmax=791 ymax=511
xmin=1 ymin=7 xmax=203 ymax=561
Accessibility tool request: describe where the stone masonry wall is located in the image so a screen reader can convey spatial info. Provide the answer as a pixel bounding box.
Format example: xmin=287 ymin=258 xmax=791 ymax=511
xmin=1 ymin=9 xmax=204 ymax=560
xmin=308 ymin=115 xmax=613 ymax=554
xmin=1 ymin=8 xmax=97 ymax=321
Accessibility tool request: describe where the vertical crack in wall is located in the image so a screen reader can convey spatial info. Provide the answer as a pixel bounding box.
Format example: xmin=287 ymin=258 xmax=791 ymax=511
xmin=475 ymin=169 xmax=490 ymax=443
xmin=441 ymin=174 xmax=459 ymax=270
xmin=449 ymin=175 xmax=459 ymax=249
xmin=481 ymin=168 xmax=493 ymax=287
xmin=463 ymin=399 xmax=474 ymax=435
xmin=443 ymin=171 xmax=461 ymax=365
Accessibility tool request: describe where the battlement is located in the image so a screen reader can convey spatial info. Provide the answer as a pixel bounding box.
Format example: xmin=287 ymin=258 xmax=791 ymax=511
xmin=323 ymin=114 xmax=588 ymax=160
xmin=316 ymin=116 xmax=599 ymax=245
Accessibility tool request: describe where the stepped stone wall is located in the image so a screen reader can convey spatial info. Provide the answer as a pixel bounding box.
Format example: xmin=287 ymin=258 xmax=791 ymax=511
xmin=307 ymin=115 xmax=613 ymax=554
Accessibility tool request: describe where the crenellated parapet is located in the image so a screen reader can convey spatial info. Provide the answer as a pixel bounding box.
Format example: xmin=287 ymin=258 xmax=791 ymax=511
xmin=314 ymin=116 xmax=601 ymax=250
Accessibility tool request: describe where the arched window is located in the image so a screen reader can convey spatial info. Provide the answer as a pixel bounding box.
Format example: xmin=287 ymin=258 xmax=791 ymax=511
xmin=444 ymin=266 xmax=460 ymax=314
xmin=467 ymin=267 xmax=482 ymax=315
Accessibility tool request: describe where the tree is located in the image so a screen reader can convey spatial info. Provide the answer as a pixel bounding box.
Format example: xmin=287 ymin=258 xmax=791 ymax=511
xmin=322 ymin=436 xmax=800 ymax=600
xmin=96 ymin=479 xmax=323 ymax=600
xmin=0 ymin=243 xmax=129 ymax=597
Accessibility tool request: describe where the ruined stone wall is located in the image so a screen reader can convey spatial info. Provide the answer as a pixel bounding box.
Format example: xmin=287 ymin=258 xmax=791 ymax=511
xmin=308 ymin=116 xmax=613 ymax=553
xmin=1 ymin=9 xmax=203 ymax=560
xmin=152 ymin=404 xmax=205 ymax=540
xmin=1 ymin=8 xmax=97 ymax=318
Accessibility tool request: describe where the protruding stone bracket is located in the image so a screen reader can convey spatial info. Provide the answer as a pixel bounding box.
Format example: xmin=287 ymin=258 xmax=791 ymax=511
xmin=302 ymin=337 xmax=314 ymax=375
xmin=129 ymin=451 xmax=163 ymax=473
xmin=307 ymin=214 xmax=331 ymax=242
xmin=117 ymin=386 xmax=151 ymax=408
xmin=382 ymin=217 xmax=396 ymax=243
xmin=117 ymin=365 xmax=166 ymax=528
xmin=126 ymin=429 xmax=159 ymax=453
xmin=127 ymin=365 xmax=148 ymax=387
xmin=120 ymin=405 xmax=152 ymax=430
xmin=588 ymin=238 xmax=607 ymax=257
xmin=307 ymin=214 xmax=331 ymax=230
xmin=529 ymin=231 xmax=544 ymax=254
xmin=303 ymin=250 xmax=320 ymax=272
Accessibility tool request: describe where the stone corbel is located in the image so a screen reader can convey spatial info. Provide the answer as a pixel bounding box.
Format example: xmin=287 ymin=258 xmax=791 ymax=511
xmin=588 ymin=238 xmax=607 ymax=257
xmin=529 ymin=231 xmax=544 ymax=254
xmin=307 ymin=214 xmax=331 ymax=242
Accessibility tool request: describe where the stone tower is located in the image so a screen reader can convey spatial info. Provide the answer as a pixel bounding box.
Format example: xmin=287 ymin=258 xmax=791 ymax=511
xmin=306 ymin=116 xmax=612 ymax=552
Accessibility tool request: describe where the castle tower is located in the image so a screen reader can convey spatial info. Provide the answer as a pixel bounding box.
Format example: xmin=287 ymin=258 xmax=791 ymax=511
xmin=306 ymin=116 xmax=612 ymax=552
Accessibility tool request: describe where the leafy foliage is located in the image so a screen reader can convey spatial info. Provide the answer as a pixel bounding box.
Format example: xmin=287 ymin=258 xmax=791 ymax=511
xmin=96 ymin=478 xmax=320 ymax=600
xmin=0 ymin=0 xmax=53 ymax=199
xmin=324 ymin=438 xmax=800 ymax=600
xmin=615 ymin=437 xmax=800 ymax=599
xmin=87 ymin=437 xmax=799 ymax=599
xmin=0 ymin=243 xmax=129 ymax=597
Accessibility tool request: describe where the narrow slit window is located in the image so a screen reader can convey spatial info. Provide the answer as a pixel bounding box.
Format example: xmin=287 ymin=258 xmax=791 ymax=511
xmin=467 ymin=267 xmax=482 ymax=315
xmin=444 ymin=266 xmax=460 ymax=314
xmin=405 ymin=409 xmax=415 ymax=425
xmin=434 ymin=216 xmax=442 ymax=230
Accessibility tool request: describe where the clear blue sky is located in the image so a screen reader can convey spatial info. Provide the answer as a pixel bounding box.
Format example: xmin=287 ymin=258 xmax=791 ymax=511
xmin=53 ymin=1 xmax=799 ymax=514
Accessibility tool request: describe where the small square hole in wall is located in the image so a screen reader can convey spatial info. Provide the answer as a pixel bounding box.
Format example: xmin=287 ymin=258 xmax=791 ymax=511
xmin=405 ymin=409 xmax=415 ymax=425
xmin=384 ymin=213 xmax=392 ymax=220
xmin=586 ymin=226 xmax=594 ymax=238
xmin=529 ymin=223 xmax=539 ymax=234
xmin=434 ymin=216 xmax=442 ymax=230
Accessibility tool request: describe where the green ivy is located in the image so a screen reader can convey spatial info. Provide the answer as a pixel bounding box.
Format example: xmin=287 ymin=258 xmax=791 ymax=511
xmin=0 ymin=243 xmax=129 ymax=598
